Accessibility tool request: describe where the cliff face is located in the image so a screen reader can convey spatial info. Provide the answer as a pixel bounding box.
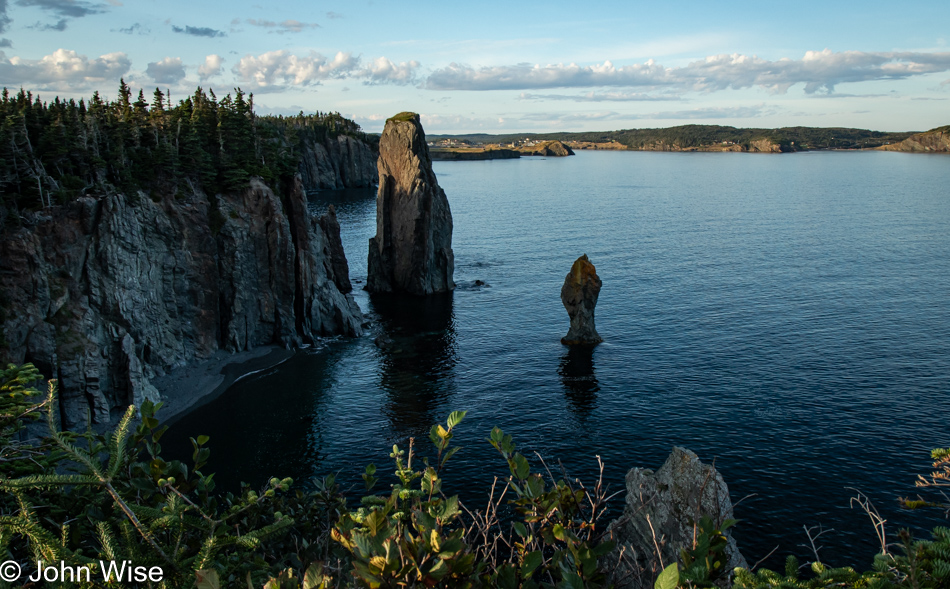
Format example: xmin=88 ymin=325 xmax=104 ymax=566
xmin=367 ymin=113 xmax=454 ymax=295
xmin=298 ymin=135 xmax=378 ymax=190
xmin=0 ymin=175 xmax=362 ymax=428
xmin=880 ymin=126 xmax=950 ymax=153
xmin=517 ymin=140 xmax=575 ymax=157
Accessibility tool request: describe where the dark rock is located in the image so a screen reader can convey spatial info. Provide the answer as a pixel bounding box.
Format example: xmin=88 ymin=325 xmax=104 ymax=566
xmin=607 ymin=447 xmax=748 ymax=588
xmin=318 ymin=204 xmax=352 ymax=294
xmin=297 ymin=135 xmax=378 ymax=190
xmin=560 ymin=254 xmax=602 ymax=345
xmin=0 ymin=174 xmax=361 ymax=428
xmin=430 ymin=148 xmax=520 ymax=161
xmin=518 ymin=140 xmax=575 ymax=157
xmin=367 ymin=112 xmax=454 ymax=295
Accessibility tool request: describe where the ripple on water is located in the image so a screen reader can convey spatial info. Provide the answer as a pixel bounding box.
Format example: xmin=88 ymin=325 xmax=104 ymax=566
xmin=166 ymin=151 xmax=950 ymax=569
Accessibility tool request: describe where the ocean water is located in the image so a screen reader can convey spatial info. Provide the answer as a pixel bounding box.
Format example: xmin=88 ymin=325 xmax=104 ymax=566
xmin=165 ymin=150 xmax=950 ymax=568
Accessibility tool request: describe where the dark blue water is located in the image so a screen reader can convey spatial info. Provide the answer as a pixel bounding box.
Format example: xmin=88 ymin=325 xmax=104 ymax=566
xmin=166 ymin=150 xmax=950 ymax=569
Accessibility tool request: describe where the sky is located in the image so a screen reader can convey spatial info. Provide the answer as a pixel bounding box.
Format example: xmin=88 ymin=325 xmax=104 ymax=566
xmin=1 ymin=0 xmax=948 ymax=134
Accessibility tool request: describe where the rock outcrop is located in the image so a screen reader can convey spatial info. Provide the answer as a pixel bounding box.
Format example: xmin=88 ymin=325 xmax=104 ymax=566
xmin=561 ymin=255 xmax=602 ymax=345
xmin=430 ymin=148 xmax=520 ymax=161
xmin=367 ymin=113 xmax=454 ymax=295
xmin=0 ymin=175 xmax=361 ymax=428
xmin=880 ymin=125 xmax=950 ymax=153
xmin=518 ymin=140 xmax=575 ymax=157
xmin=748 ymin=138 xmax=783 ymax=153
xmin=297 ymin=135 xmax=378 ymax=190
xmin=608 ymin=447 xmax=748 ymax=588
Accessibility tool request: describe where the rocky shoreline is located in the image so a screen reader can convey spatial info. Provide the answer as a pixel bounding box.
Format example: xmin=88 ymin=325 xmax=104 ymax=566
xmin=149 ymin=345 xmax=295 ymax=425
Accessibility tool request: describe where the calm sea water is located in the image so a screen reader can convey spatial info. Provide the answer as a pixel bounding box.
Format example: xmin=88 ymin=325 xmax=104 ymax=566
xmin=166 ymin=150 xmax=950 ymax=569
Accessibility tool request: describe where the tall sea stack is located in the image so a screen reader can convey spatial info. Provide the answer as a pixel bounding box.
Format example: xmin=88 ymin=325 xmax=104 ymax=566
xmin=367 ymin=112 xmax=454 ymax=295
xmin=561 ymin=254 xmax=603 ymax=345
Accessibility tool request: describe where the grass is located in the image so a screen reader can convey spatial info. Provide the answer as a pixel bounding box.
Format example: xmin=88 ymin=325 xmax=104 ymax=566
xmin=387 ymin=112 xmax=419 ymax=123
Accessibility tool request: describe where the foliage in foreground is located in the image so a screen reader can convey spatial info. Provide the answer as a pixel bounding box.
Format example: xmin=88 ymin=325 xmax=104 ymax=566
xmin=1 ymin=362 xmax=949 ymax=588
xmin=0 ymin=365 xmax=617 ymax=588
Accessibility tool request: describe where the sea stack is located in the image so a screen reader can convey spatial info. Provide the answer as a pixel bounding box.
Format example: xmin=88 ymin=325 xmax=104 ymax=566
xmin=367 ymin=112 xmax=454 ymax=295
xmin=561 ymin=254 xmax=603 ymax=345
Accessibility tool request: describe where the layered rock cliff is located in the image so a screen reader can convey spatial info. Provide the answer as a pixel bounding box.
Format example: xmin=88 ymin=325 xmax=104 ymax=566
xmin=0 ymin=175 xmax=362 ymax=428
xmin=298 ymin=134 xmax=378 ymax=189
xmin=880 ymin=125 xmax=950 ymax=153
xmin=367 ymin=113 xmax=454 ymax=295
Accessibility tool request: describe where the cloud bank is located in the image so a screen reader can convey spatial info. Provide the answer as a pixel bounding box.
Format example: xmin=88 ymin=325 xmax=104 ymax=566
xmin=146 ymin=56 xmax=185 ymax=84
xmin=0 ymin=48 xmax=130 ymax=88
xmin=245 ymin=18 xmax=319 ymax=34
xmin=233 ymin=50 xmax=419 ymax=90
xmin=198 ymin=54 xmax=223 ymax=80
xmin=426 ymin=50 xmax=950 ymax=94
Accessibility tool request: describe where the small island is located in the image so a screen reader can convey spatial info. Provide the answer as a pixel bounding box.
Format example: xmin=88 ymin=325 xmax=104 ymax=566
xmin=429 ymin=138 xmax=575 ymax=160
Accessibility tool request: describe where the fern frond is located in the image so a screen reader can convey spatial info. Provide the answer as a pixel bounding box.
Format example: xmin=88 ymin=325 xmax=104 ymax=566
xmin=107 ymin=404 xmax=136 ymax=478
xmin=97 ymin=521 xmax=122 ymax=561
xmin=192 ymin=536 xmax=218 ymax=572
xmin=0 ymin=473 xmax=99 ymax=489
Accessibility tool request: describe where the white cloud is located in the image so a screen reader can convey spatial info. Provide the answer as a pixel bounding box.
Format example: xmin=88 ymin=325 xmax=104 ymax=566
xmin=0 ymin=48 xmax=130 ymax=89
xmin=358 ymin=56 xmax=419 ymax=84
xmin=198 ymin=54 xmax=223 ymax=80
xmin=245 ymin=18 xmax=319 ymax=34
xmin=233 ymin=50 xmax=421 ymax=91
xmin=233 ymin=50 xmax=358 ymax=90
xmin=146 ymin=56 xmax=185 ymax=84
xmin=519 ymin=91 xmax=682 ymax=102
xmin=426 ymin=50 xmax=950 ymax=94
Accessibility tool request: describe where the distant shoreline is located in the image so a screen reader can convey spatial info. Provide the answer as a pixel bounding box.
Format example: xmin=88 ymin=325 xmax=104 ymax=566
xmin=426 ymin=124 xmax=949 ymax=153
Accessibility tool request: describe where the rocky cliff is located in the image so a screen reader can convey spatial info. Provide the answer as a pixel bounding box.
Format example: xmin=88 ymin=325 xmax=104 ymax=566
xmin=430 ymin=148 xmax=520 ymax=161
xmin=608 ymin=447 xmax=747 ymax=588
xmin=297 ymin=134 xmax=378 ymax=189
xmin=367 ymin=112 xmax=454 ymax=295
xmin=561 ymin=254 xmax=603 ymax=345
xmin=517 ymin=140 xmax=575 ymax=157
xmin=0 ymin=175 xmax=362 ymax=428
xmin=880 ymin=125 xmax=950 ymax=153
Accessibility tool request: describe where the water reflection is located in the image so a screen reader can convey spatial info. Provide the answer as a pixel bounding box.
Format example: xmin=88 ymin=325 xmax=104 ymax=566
xmin=162 ymin=351 xmax=336 ymax=490
xmin=559 ymin=347 xmax=599 ymax=419
xmin=369 ymin=292 xmax=458 ymax=437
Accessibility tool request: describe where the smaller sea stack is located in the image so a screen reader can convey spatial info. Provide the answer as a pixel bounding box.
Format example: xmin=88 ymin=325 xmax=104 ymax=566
xmin=560 ymin=254 xmax=603 ymax=345
xmin=367 ymin=112 xmax=454 ymax=295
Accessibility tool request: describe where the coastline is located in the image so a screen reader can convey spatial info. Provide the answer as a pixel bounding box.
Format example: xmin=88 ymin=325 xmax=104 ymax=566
xmin=151 ymin=346 xmax=296 ymax=426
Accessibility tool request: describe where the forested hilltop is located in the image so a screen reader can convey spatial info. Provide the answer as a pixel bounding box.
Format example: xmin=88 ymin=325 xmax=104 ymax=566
xmin=429 ymin=124 xmax=918 ymax=152
xmin=0 ymin=81 xmax=376 ymax=227
xmin=0 ymin=83 xmax=372 ymax=429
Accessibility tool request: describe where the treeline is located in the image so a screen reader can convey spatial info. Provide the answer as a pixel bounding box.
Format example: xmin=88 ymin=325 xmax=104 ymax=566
xmin=0 ymin=82 xmax=373 ymax=223
xmin=428 ymin=125 xmax=918 ymax=151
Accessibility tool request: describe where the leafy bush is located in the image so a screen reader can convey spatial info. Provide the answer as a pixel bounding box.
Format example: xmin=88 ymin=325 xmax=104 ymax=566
xmin=0 ymin=367 xmax=617 ymax=588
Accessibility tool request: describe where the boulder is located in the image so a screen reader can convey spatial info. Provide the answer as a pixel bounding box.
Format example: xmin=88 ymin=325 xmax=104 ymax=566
xmin=607 ymin=447 xmax=748 ymax=588
xmin=560 ymin=254 xmax=603 ymax=345
xmin=367 ymin=112 xmax=454 ymax=295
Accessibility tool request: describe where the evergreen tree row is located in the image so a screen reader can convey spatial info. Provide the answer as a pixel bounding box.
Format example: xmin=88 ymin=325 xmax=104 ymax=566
xmin=0 ymin=81 xmax=374 ymax=224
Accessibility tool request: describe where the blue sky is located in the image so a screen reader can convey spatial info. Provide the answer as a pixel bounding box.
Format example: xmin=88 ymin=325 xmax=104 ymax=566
xmin=1 ymin=0 xmax=948 ymax=133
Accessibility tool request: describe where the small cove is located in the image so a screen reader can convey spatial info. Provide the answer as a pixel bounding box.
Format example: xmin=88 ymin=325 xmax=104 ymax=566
xmin=164 ymin=150 xmax=950 ymax=568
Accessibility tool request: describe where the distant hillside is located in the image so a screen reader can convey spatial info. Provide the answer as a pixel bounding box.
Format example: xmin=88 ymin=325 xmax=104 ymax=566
xmin=879 ymin=125 xmax=950 ymax=152
xmin=428 ymin=125 xmax=918 ymax=152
